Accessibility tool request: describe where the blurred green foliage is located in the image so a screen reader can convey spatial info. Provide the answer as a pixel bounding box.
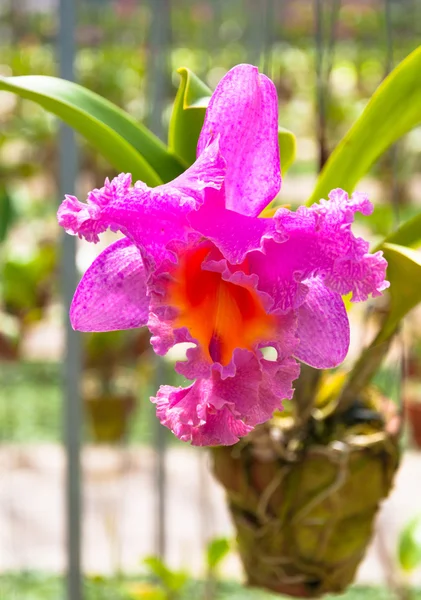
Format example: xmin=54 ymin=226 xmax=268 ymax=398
xmin=398 ymin=514 xmax=421 ymax=574
xmin=206 ymin=538 xmax=231 ymax=572
xmin=0 ymin=361 xmax=184 ymax=444
xmin=3 ymin=242 xmax=56 ymax=318
xmin=143 ymin=556 xmax=189 ymax=598
xmin=0 ymin=572 xmax=418 ymax=600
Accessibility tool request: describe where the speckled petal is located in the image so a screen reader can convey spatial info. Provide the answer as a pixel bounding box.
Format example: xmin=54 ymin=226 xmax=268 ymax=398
xmin=152 ymin=349 xmax=299 ymax=446
xmin=197 ymin=64 xmax=280 ymax=217
xmin=294 ymin=277 xmax=350 ymax=368
xmin=70 ymin=238 xmax=148 ymax=332
xmin=152 ymin=379 xmax=253 ymax=446
xmin=191 ymin=407 xmax=254 ymax=446
xmin=57 ymin=140 xmax=225 ymax=268
xmin=188 ymin=192 xmax=277 ymax=264
xmin=247 ymin=189 xmax=389 ymax=312
xmin=224 ymin=351 xmax=300 ymax=427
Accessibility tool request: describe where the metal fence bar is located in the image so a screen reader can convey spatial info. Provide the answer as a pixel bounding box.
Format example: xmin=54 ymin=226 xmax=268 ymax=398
xmin=148 ymin=0 xmax=172 ymax=141
xmin=262 ymin=0 xmax=274 ymax=76
xmin=148 ymin=0 xmax=172 ymax=559
xmin=58 ymin=0 xmax=83 ymax=598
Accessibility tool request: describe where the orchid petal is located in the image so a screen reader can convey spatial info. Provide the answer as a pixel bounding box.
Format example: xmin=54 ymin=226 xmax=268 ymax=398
xmin=197 ymin=64 xmax=280 ymax=217
xmin=57 ymin=141 xmax=225 ymax=268
xmin=152 ymin=349 xmax=299 ymax=446
xmin=188 ymin=191 xmax=277 ymax=264
xmin=70 ymin=238 xmax=148 ymax=332
xmin=57 ymin=61 xmax=389 ymax=448
xmin=248 ymin=189 xmax=389 ymax=312
xmin=294 ymin=277 xmax=350 ymax=369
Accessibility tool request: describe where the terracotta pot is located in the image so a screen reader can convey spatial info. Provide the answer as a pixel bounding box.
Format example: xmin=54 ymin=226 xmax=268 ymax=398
xmin=406 ymin=401 xmax=421 ymax=448
xmin=85 ymin=395 xmax=136 ymax=444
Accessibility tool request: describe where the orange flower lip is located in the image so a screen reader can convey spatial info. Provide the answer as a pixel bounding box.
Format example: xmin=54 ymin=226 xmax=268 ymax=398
xmin=167 ymin=245 xmax=276 ymax=366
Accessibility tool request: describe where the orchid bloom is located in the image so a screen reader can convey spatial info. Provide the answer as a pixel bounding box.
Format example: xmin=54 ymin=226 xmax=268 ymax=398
xmin=58 ymin=64 xmax=388 ymax=446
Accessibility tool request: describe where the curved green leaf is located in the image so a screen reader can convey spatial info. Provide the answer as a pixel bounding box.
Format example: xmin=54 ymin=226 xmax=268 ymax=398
xmin=0 ymin=75 xmax=185 ymax=186
xmin=377 ymin=212 xmax=421 ymax=251
xmin=398 ymin=514 xmax=421 ymax=573
xmin=0 ymin=187 xmax=16 ymax=244
xmin=377 ymin=243 xmax=421 ymax=343
xmin=168 ymin=67 xmax=212 ymax=167
xmin=143 ymin=556 xmax=188 ymax=592
xmin=339 ymin=239 xmax=421 ymax=408
xmin=308 ymin=46 xmax=421 ymax=204
xmin=206 ymin=537 xmax=230 ymax=571
xmin=278 ymin=127 xmax=296 ymax=174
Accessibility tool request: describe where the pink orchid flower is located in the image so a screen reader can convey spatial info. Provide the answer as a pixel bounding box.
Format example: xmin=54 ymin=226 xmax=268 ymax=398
xmin=58 ymin=64 xmax=389 ymax=446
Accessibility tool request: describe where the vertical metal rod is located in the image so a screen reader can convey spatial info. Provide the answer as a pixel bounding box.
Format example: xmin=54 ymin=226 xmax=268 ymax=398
xmin=246 ymin=0 xmax=264 ymax=67
xmin=262 ymin=0 xmax=274 ymax=76
xmin=154 ymin=359 xmax=167 ymax=559
xmin=148 ymin=0 xmax=172 ymax=141
xmin=314 ymin=0 xmax=327 ymax=171
xmin=384 ymin=0 xmax=394 ymax=77
xmin=58 ymin=0 xmax=82 ymax=599
xmin=148 ymin=0 xmax=171 ymax=559
xmin=314 ymin=0 xmax=341 ymax=171
xmin=384 ymin=0 xmax=399 ymax=224
xmin=384 ymin=0 xmax=405 ymax=423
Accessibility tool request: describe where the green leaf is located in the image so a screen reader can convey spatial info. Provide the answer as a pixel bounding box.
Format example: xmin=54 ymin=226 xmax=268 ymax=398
xmin=398 ymin=514 xmax=421 ymax=573
xmin=377 ymin=212 xmax=421 ymax=251
xmin=278 ymin=127 xmax=296 ymax=174
xmin=168 ymin=67 xmax=212 ymax=167
xmin=308 ymin=46 xmax=421 ymax=204
xmin=143 ymin=556 xmax=188 ymax=593
xmin=206 ymin=537 xmax=231 ymax=571
xmin=0 ymin=75 xmax=185 ymax=186
xmin=377 ymin=243 xmax=421 ymax=343
xmin=0 ymin=187 xmax=16 ymax=244
xmin=337 ymin=241 xmax=421 ymax=410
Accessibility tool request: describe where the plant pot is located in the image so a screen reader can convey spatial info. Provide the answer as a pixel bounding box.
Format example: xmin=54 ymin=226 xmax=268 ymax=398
xmin=0 ymin=332 xmax=19 ymax=360
xmin=406 ymin=401 xmax=421 ymax=448
xmin=212 ymin=396 xmax=400 ymax=598
xmin=85 ymin=394 xmax=136 ymax=444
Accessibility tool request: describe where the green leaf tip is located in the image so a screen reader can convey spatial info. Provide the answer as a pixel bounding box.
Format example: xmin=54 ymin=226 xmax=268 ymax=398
xmin=308 ymin=45 xmax=421 ymax=205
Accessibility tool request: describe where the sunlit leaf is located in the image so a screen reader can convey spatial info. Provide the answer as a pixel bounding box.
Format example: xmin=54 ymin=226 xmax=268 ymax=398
xmin=398 ymin=514 xmax=421 ymax=573
xmin=338 ymin=243 xmax=421 ymax=406
xmin=168 ymin=67 xmax=211 ymax=166
xmin=377 ymin=243 xmax=421 ymax=343
xmin=278 ymin=127 xmax=296 ymax=174
xmin=0 ymin=75 xmax=185 ymax=186
xmin=143 ymin=556 xmax=188 ymax=593
xmin=308 ymin=46 xmax=421 ymax=204
xmin=206 ymin=537 xmax=231 ymax=571
xmin=377 ymin=211 xmax=421 ymax=251
xmin=0 ymin=187 xmax=15 ymax=244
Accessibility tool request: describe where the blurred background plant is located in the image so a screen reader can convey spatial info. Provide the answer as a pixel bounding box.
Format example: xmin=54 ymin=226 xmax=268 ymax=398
xmin=397 ymin=514 xmax=421 ymax=599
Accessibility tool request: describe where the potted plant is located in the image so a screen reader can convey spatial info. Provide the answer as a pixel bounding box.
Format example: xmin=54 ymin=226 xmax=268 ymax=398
xmin=3 ymin=45 xmax=421 ymax=598
xmin=212 ymin=366 xmax=401 ymax=597
xmin=83 ymin=328 xmax=150 ymax=444
xmin=1 ymin=238 xmax=58 ymax=359
xmin=403 ymin=380 xmax=421 ymax=449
